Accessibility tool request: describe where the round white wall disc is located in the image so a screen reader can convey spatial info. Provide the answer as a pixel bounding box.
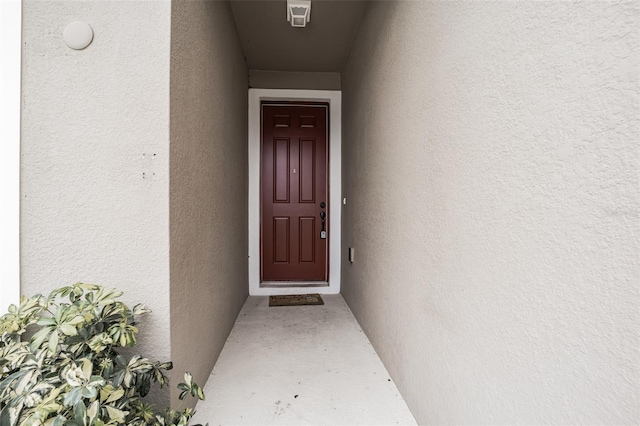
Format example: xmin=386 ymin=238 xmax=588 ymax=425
xmin=63 ymin=21 xmax=94 ymax=50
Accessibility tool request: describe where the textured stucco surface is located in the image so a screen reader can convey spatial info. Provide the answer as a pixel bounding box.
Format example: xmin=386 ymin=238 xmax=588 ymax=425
xmin=21 ymin=0 xmax=172 ymax=405
xmin=249 ymin=70 xmax=341 ymax=90
xmin=341 ymin=1 xmax=639 ymax=424
xmin=170 ymin=0 xmax=249 ymax=407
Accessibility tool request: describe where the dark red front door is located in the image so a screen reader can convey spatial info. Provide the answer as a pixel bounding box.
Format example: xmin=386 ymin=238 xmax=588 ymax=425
xmin=261 ymin=104 xmax=328 ymax=281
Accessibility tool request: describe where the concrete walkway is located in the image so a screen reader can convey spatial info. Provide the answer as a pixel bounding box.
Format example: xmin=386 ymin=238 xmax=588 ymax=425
xmin=191 ymin=295 xmax=416 ymax=425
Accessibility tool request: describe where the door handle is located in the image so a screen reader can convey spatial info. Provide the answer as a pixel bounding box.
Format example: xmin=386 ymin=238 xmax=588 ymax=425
xmin=320 ymin=209 xmax=326 ymax=239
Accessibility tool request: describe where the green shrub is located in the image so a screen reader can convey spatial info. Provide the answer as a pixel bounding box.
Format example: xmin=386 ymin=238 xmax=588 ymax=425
xmin=0 ymin=283 xmax=207 ymax=426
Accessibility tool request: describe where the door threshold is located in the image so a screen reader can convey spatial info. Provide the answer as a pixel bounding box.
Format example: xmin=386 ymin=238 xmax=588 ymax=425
xmin=261 ymin=281 xmax=329 ymax=288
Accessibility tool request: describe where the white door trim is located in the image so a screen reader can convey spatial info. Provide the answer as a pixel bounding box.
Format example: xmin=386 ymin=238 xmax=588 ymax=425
xmin=248 ymin=89 xmax=341 ymax=296
xmin=0 ymin=0 xmax=22 ymax=311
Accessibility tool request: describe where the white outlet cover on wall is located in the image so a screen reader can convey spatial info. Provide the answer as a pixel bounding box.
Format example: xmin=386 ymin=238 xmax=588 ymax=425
xmin=63 ymin=21 xmax=93 ymax=50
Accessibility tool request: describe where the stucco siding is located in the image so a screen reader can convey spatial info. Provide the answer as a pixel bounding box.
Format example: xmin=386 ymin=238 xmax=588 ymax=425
xmin=249 ymin=70 xmax=341 ymax=90
xmin=21 ymin=0 xmax=172 ymax=406
xmin=341 ymin=1 xmax=639 ymax=424
xmin=169 ymin=0 xmax=249 ymax=407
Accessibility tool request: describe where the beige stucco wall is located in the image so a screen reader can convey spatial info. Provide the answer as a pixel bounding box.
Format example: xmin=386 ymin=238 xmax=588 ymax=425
xmin=169 ymin=0 xmax=249 ymax=407
xmin=21 ymin=0 xmax=249 ymax=408
xmin=341 ymin=1 xmax=639 ymax=424
xmin=21 ymin=0 xmax=172 ymax=406
xmin=249 ymin=70 xmax=340 ymax=90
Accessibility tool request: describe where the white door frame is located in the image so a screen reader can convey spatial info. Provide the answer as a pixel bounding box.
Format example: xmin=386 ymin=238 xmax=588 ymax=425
xmin=248 ymin=89 xmax=341 ymax=296
xmin=0 ymin=0 xmax=22 ymax=311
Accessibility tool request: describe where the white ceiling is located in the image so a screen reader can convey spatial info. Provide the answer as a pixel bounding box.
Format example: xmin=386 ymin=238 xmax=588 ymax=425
xmin=229 ymin=0 xmax=367 ymax=73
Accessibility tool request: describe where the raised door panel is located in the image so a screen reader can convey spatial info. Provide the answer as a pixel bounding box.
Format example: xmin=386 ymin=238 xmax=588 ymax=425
xmin=273 ymin=139 xmax=290 ymax=203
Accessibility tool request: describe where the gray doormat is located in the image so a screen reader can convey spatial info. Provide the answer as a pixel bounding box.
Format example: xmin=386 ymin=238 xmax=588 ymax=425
xmin=269 ymin=294 xmax=324 ymax=307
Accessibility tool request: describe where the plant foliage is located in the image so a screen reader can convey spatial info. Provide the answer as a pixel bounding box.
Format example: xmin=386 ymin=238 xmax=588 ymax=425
xmin=0 ymin=283 xmax=206 ymax=426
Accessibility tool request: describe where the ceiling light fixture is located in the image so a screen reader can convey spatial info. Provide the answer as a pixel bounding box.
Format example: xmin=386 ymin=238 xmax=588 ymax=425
xmin=287 ymin=0 xmax=311 ymax=28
